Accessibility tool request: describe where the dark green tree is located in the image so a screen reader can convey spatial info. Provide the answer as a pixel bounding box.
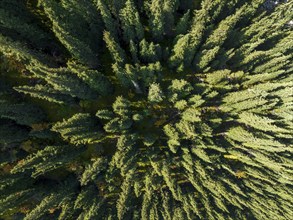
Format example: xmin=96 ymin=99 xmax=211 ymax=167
xmin=38 ymin=0 xmax=101 ymax=68
xmin=0 ymin=102 xmax=45 ymax=126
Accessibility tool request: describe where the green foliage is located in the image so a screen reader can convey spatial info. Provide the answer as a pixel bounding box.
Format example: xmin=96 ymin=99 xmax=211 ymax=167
xmin=139 ymin=39 xmax=162 ymax=63
xmin=0 ymin=34 xmax=53 ymax=66
xmin=168 ymin=79 xmax=193 ymax=102
xmin=38 ymin=0 xmax=101 ymax=68
xmin=194 ymin=3 xmax=248 ymax=71
xmin=11 ymin=145 xmax=83 ymax=178
xmin=0 ymin=102 xmax=45 ymax=126
xmin=0 ymin=0 xmax=54 ymax=49
xmin=104 ymin=31 xmax=126 ymax=65
xmin=0 ymin=121 xmax=29 ymax=147
xmin=52 ymin=113 xmax=102 ymax=145
xmin=80 ymin=158 xmax=108 ymax=186
xmin=237 ymin=112 xmax=290 ymax=134
xmin=14 ymin=84 xmax=75 ymax=105
xmin=147 ymin=0 xmax=165 ymax=41
xmin=148 ymin=83 xmax=164 ymax=103
xmin=175 ymin=10 xmax=191 ymax=35
xmin=112 ymin=96 xmax=131 ymax=116
xmin=119 ymin=0 xmax=144 ymax=42
xmin=67 ymin=61 xmax=114 ymax=96
xmin=24 ymin=181 xmax=76 ymax=220
xmin=27 ymin=64 xmax=99 ymax=100
xmin=169 ymin=0 xmax=218 ymax=71
xmin=96 ymin=0 xmax=119 ymax=40
xmin=0 ymin=0 xmax=292 ymax=219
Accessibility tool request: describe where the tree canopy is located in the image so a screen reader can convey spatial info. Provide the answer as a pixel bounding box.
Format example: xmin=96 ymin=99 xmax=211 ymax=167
xmin=0 ymin=0 xmax=292 ymax=219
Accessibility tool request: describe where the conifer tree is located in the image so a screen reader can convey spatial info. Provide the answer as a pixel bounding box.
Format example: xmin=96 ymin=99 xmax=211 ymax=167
xmin=148 ymin=83 xmax=164 ymax=103
xmin=18 ymin=64 xmax=102 ymax=100
xmin=0 ymin=102 xmax=45 ymax=126
xmin=0 ymin=0 xmax=56 ymax=50
xmin=52 ymin=113 xmax=102 ymax=145
xmin=67 ymin=61 xmax=114 ymax=96
xmin=0 ymin=121 xmax=29 ymax=147
xmin=95 ymin=0 xmax=120 ymax=40
xmin=119 ymin=0 xmax=144 ymax=42
xmin=14 ymin=84 xmax=75 ymax=105
xmin=80 ymin=158 xmax=108 ymax=186
xmin=38 ymin=0 xmax=101 ymax=68
xmin=147 ymin=0 xmax=165 ymax=41
xmin=0 ymin=35 xmax=54 ymax=66
xmin=169 ymin=0 xmax=218 ymax=71
xmin=11 ymin=145 xmax=84 ymax=178
xmin=104 ymin=31 xmax=126 ymax=65
xmin=175 ymin=10 xmax=191 ymax=35
xmin=0 ymin=1 xmax=292 ymax=219
xmin=139 ymin=39 xmax=162 ymax=63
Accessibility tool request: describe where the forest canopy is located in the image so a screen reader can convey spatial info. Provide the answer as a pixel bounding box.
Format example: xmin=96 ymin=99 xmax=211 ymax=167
xmin=0 ymin=0 xmax=292 ymax=219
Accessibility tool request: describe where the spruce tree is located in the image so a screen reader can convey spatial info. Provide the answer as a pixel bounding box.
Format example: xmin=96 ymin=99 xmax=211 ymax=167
xmin=38 ymin=0 xmax=101 ymax=68
xmin=0 ymin=102 xmax=46 ymax=126
xmin=51 ymin=113 xmax=103 ymax=145
xmin=0 ymin=0 xmax=292 ymax=219
xmin=119 ymin=0 xmax=144 ymax=42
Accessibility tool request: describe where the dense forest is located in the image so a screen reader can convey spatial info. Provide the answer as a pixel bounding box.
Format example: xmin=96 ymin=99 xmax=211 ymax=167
xmin=0 ymin=0 xmax=292 ymax=219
